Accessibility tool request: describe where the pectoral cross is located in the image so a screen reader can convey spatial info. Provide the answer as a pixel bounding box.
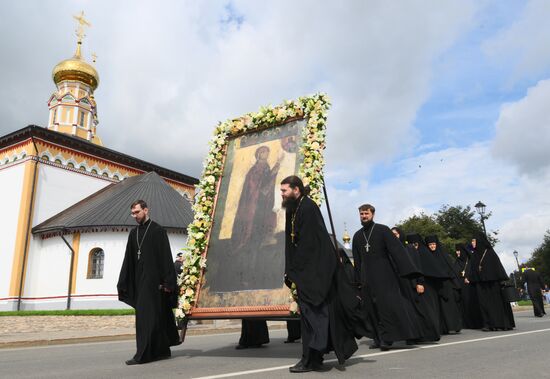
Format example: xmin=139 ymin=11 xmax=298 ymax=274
xmin=137 ymin=249 xmax=141 ymax=260
xmin=365 ymin=242 xmax=370 ymax=253
xmin=291 ymin=231 xmax=296 ymax=244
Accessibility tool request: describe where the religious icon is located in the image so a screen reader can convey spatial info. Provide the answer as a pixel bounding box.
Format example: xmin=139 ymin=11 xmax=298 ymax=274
xmin=197 ymin=119 xmax=306 ymax=308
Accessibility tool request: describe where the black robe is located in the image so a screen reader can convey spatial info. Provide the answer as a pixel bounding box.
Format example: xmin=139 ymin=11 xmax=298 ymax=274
xmin=285 ymin=196 xmax=357 ymax=365
xmin=466 ymin=235 xmax=515 ymax=329
xmin=523 ymin=269 xmax=546 ymax=317
xmin=352 ymin=222 xmax=422 ymax=343
xmin=434 ymin=246 xmax=463 ymax=334
xmin=117 ymin=219 xmax=180 ymax=363
xmin=453 ymin=247 xmax=483 ymax=329
xmin=238 ymin=320 xmax=270 ymax=346
xmin=394 ymin=232 xmax=440 ymax=342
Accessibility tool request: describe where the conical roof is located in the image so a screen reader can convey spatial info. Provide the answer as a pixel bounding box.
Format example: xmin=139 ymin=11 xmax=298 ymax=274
xmin=33 ymin=172 xmax=193 ymax=236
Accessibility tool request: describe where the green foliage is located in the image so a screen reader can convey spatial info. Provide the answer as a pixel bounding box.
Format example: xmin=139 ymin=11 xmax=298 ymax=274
xmin=526 ymin=230 xmax=550 ymax=285
xmin=0 ymin=309 xmax=135 ymax=317
xmin=396 ymin=204 xmax=497 ymax=255
xmin=435 ymin=205 xmax=497 ymax=245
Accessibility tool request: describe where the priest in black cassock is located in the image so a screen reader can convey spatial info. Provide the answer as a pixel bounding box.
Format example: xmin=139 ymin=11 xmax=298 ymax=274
xmin=281 ymin=176 xmax=358 ymax=373
xmin=117 ymin=200 xmax=181 ymax=365
xmin=523 ymin=267 xmax=546 ymax=317
xmin=465 ymin=233 xmax=515 ymax=331
xmin=352 ymin=205 xmax=422 ymax=350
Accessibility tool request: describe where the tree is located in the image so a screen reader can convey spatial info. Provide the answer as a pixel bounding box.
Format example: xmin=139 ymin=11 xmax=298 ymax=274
xmin=435 ymin=205 xmax=498 ymax=246
xmin=396 ymin=204 xmax=498 ymax=256
xmin=526 ymin=230 xmax=550 ymax=286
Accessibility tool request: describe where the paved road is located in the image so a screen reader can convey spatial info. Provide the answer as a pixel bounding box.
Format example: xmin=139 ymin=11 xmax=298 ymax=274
xmin=1 ymin=310 xmax=549 ymax=379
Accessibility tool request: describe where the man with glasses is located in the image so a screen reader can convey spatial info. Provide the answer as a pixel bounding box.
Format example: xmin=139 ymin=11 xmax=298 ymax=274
xmin=117 ymin=200 xmax=181 ymax=365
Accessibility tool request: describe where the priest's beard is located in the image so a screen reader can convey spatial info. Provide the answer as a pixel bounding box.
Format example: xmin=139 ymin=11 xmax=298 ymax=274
xmin=281 ymin=195 xmax=298 ymax=210
xmin=361 ymin=220 xmax=374 ymax=228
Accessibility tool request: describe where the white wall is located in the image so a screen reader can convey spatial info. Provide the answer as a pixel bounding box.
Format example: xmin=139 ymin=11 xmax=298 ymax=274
xmin=0 ymin=163 xmax=26 ymax=310
xmin=32 ymin=164 xmax=110 ymax=226
xmin=20 ymin=230 xmax=187 ymax=310
xmin=20 ymin=234 xmax=73 ymax=310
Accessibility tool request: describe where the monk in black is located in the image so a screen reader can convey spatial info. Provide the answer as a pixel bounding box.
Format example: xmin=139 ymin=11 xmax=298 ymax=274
xmin=453 ymin=244 xmax=483 ymax=329
xmin=465 ymin=234 xmax=515 ymax=331
xmin=281 ymin=176 xmax=357 ymax=373
xmin=117 ymin=200 xmax=180 ymax=365
xmin=352 ymin=205 xmax=422 ymax=350
xmin=392 ymin=228 xmax=440 ymax=343
xmin=523 ymin=267 xmax=546 ymax=317
xmin=236 ymin=320 xmax=270 ymax=349
xmin=425 ymin=235 xmax=462 ymax=334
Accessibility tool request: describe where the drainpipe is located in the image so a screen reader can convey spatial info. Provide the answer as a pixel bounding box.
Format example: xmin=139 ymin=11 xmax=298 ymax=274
xmin=17 ymin=137 xmax=39 ymax=311
xmin=60 ymin=232 xmax=75 ymax=310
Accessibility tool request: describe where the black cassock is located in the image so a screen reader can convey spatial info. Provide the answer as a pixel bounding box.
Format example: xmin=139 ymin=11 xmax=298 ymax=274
xmin=466 ymin=234 xmax=515 ymax=330
xmin=352 ymin=222 xmax=422 ymax=343
xmin=238 ymin=319 xmax=270 ymax=347
xmin=434 ymin=243 xmax=463 ymax=334
xmin=285 ymin=196 xmax=358 ymax=366
xmin=117 ymin=219 xmax=180 ymax=363
xmin=453 ymin=245 xmax=483 ymax=329
xmin=393 ymin=230 xmax=440 ymax=342
xmin=523 ymin=269 xmax=546 ymax=317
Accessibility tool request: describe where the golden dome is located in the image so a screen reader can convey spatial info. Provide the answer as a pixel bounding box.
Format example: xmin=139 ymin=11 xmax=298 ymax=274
xmin=52 ymin=43 xmax=99 ymax=90
xmin=343 ymin=229 xmax=351 ymax=243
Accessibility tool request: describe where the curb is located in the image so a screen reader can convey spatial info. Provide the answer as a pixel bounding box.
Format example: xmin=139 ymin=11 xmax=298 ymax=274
xmin=0 ymin=324 xmax=287 ymax=349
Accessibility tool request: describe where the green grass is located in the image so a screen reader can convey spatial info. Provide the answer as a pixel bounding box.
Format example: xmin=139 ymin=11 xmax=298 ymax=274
xmin=517 ymin=300 xmax=533 ymax=306
xmin=0 ymin=309 xmax=135 ymax=317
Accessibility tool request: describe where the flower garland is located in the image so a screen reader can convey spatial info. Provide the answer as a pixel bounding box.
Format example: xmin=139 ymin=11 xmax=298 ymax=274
xmin=175 ymin=93 xmax=331 ymax=320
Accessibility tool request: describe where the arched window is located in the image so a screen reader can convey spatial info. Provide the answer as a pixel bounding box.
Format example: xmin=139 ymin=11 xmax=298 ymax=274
xmin=55 ymin=159 xmax=62 ymax=165
xmin=68 ymin=162 xmax=75 ymax=168
xmin=87 ymin=248 xmax=104 ymax=279
xmin=41 ymin=155 xmax=50 ymax=161
xmin=91 ymin=169 xmax=98 ymax=175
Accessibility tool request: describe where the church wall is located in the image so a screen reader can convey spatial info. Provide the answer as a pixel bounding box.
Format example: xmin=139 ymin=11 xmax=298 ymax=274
xmin=19 ymin=234 xmax=73 ymax=310
xmin=17 ymin=231 xmax=187 ymax=310
xmin=71 ymin=231 xmax=128 ymax=310
xmin=0 ymin=163 xmax=26 ymax=311
xmin=32 ymin=163 xmax=110 ymax=226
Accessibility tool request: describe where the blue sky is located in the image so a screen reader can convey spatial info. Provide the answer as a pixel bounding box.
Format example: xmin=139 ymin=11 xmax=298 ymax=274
xmin=1 ymin=0 xmax=549 ymax=272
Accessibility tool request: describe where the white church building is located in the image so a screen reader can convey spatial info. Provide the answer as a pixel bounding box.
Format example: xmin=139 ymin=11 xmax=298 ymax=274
xmin=0 ymin=13 xmax=197 ymax=311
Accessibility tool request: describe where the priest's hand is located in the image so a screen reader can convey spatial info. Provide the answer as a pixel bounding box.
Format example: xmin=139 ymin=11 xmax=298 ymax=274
xmin=416 ymin=284 xmax=425 ymax=294
xmin=284 ymin=275 xmax=293 ymax=289
xmin=464 ymin=278 xmax=470 ymax=284
xmin=159 ymin=284 xmax=172 ymax=293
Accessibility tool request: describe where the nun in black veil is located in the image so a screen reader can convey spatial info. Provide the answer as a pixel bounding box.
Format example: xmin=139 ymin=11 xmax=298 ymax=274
xmin=465 ymin=234 xmax=515 ymax=331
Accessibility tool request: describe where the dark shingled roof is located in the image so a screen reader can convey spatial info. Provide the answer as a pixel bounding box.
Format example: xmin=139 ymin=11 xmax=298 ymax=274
xmin=32 ymin=171 xmax=193 ymax=235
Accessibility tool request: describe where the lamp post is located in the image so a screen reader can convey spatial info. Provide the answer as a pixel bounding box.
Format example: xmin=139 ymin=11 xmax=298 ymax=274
xmin=474 ymin=201 xmax=487 ymax=236
xmin=513 ymin=250 xmax=520 ymax=271
xmin=513 ymin=250 xmax=521 ymax=290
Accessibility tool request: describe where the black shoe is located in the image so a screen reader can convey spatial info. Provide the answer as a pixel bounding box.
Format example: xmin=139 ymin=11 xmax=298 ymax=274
xmin=481 ymin=327 xmax=491 ymax=332
xmin=380 ymin=341 xmax=393 ymax=351
xmin=289 ymin=361 xmax=313 ymax=373
xmin=235 ymin=344 xmax=247 ymax=350
xmin=369 ymin=342 xmax=380 ymax=349
xmin=125 ymin=359 xmax=141 ymax=365
xmin=284 ymin=339 xmax=299 ymax=343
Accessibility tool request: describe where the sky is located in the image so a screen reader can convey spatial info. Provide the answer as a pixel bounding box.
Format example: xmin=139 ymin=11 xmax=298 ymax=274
xmin=1 ymin=0 xmax=549 ymax=273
